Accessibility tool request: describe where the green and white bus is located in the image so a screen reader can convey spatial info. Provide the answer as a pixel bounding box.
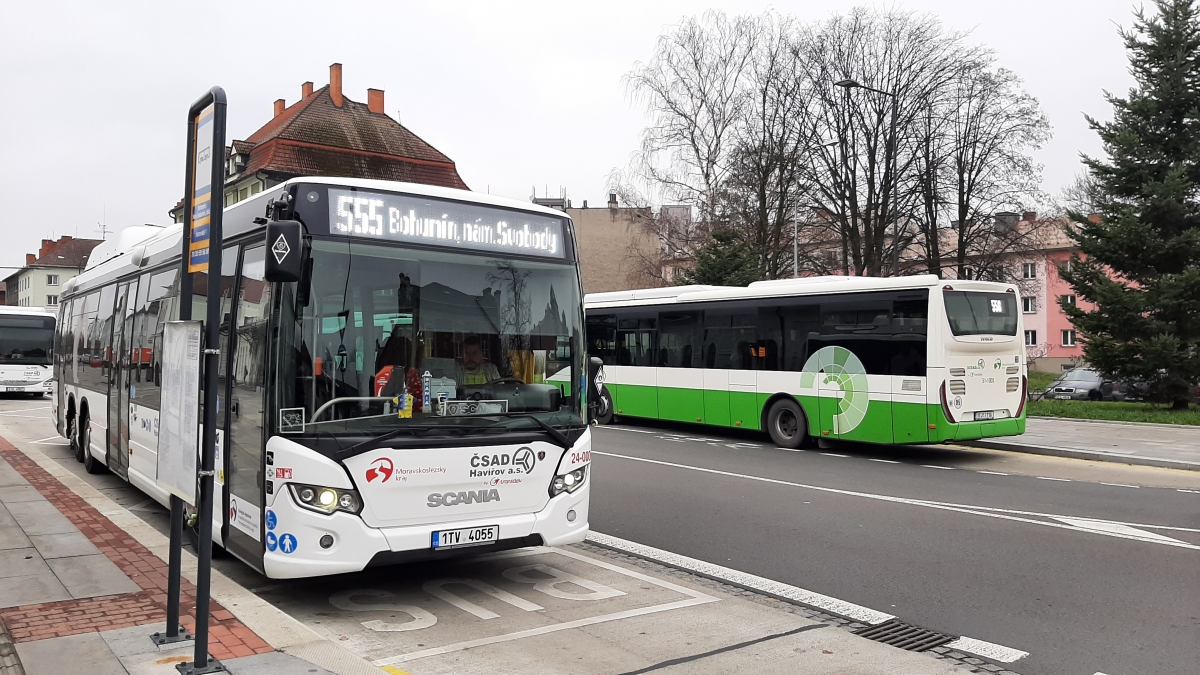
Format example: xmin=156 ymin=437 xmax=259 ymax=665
xmin=585 ymin=275 xmax=1027 ymax=448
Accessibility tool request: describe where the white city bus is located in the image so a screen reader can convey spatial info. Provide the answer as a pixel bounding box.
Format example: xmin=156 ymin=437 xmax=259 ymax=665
xmin=585 ymin=275 xmax=1027 ymax=448
xmin=0 ymin=306 xmax=56 ymax=397
xmin=53 ymin=177 xmax=592 ymax=578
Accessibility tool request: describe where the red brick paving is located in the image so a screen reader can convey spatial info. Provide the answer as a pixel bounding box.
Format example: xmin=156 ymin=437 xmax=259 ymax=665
xmin=0 ymin=435 xmax=274 ymax=660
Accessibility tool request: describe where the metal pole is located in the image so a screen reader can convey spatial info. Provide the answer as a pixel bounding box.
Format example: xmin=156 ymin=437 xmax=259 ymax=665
xmin=890 ymin=95 xmax=899 ymax=277
xmin=193 ymin=87 xmax=227 ymax=674
xmin=793 ymin=219 xmax=798 ymax=278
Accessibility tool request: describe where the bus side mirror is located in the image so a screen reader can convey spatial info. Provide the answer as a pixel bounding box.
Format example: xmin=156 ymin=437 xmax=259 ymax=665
xmin=264 ymin=220 xmax=304 ymax=282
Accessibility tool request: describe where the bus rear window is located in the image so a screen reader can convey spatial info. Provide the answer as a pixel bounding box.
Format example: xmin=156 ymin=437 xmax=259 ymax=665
xmin=943 ymin=291 xmax=1017 ymax=336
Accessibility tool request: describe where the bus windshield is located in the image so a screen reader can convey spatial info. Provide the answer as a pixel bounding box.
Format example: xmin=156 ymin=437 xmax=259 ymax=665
xmin=276 ymin=239 xmax=583 ymax=434
xmin=943 ymin=291 xmax=1018 ymax=336
xmin=0 ymin=315 xmax=55 ymax=365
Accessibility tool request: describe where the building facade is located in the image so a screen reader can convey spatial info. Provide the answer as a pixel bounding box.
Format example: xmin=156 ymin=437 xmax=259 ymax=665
xmin=558 ymin=195 xmax=662 ymax=295
xmin=4 ymin=236 xmax=103 ymax=309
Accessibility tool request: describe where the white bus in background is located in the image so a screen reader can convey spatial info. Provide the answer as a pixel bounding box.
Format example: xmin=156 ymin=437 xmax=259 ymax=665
xmin=0 ymin=306 xmax=56 ymax=397
xmin=585 ymin=276 xmax=1028 ymax=448
xmin=53 ymin=177 xmax=593 ymax=579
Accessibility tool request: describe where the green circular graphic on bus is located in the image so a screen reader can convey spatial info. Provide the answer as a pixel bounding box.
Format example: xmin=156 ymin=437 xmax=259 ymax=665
xmin=802 ymin=346 xmax=869 ymax=434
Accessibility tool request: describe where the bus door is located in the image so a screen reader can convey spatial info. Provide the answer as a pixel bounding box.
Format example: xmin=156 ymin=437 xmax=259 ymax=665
xmin=224 ymin=245 xmax=272 ymax=569
xmin=106 ymin=282 xmax=134 ymax=479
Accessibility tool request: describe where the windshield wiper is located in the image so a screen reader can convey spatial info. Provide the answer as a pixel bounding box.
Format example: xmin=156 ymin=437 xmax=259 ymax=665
xmin=333 ymin=425 xmax=447 ymax=460
xmin=481 ymin=412 xmax=577 ymax=449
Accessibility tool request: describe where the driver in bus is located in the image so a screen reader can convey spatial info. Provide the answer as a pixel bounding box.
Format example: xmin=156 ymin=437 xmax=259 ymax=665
xmin=455 ymin=333 xmax=501 ymax=385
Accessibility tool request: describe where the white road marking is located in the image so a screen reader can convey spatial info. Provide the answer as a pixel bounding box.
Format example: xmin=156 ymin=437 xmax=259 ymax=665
xmin=821 ymin=453 xmax=849 ymax=458
xmin=603 ymin=426 xmax=657 ymax=434
xmin=1100 ymin=483 xmax=1139 ymax=489
xmin=1037 ymin=476 xmax=1071 ymax=482
xmin=868 ymin=459 xmax=899 ymax=464
xmin=374 ymin=546 xmax=717 ymax=665
xmin=944 ymin=636 xmax=1029 ymax=663
xmin=587 ymin=532 xmax=894 ymax=625
xmin=0 ymin=407 xmax=50 ymax=414
xmin=977 ymin=471 xmax=1009 ymax=475
xmin=1178 ymin=489 xmax=1200 ymax=494
xmin=1050 ymin=517 xmax=1192 ymax=546
xmin=594 ymin=451 xmax=1200 ymax=550
xmin=921 ymin=465 xmax=954 ymax=470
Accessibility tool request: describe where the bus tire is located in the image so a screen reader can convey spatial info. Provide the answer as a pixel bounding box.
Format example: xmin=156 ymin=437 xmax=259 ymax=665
xmin=595 ymin=386 xmax=614 ymax=425
xmin=80 ymin=418 xmax=103 ymax=475
xmin=68 ymin=414 xmax=83 ymax=463
xmin=766 ymin=398 xmax=811 ymax=450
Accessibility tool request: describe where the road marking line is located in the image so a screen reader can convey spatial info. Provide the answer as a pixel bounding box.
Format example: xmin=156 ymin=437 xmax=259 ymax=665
xmin=868 ymin=459 xmax=899 ymax=464
xmin=921 ymin=465 xmax=954 ymax=470
xmin=1100 ymin=483 xmax=1139 ymax=488
xmin=1050 ymin=517 xmax=1192 ymax=545
xmin=0 ymin=407 xmax=50 ymax=414
xmin=602 ymin=426 xmax=657 ymax=434
xmin=1037 ymin=476 xmax=1071 ymax=482
xmin=375 ymin=545 xmax=717 ymax=665
xmin=821 ymin=453 xmax=849 ymax=458
xmin=944 ymin=636 xmax=1028 ymax=663
xmin=593 ymin=451 xmax=1200 ymax=549
xmin=977 ymin=471 xmax=1009 ymax=475
xmin=1178 ymin=489 xmax=1200 ymax=494
xmin=587 ymin=532 xmax=894 ymax=625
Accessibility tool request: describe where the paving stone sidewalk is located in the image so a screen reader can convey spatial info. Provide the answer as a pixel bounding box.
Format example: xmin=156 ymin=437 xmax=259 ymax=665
xmin=968 ymin=416 xmax=1200 ymax=470
xmin=0 ymin=435 xmax=302 ymax=674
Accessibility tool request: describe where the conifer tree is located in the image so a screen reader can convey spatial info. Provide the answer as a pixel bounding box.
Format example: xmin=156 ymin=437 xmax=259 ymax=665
xmin=678 ymin=230 xmax=764 ymax=286
xmin=1061 ymin=0 xmax=1200 ymax=409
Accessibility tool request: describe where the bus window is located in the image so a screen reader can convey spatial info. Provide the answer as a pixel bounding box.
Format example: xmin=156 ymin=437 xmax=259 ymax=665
xmin=131 ymin=268 xmax=179 ymax=410
xmin=943 ymin=291 xmax=1017 ymax=336
xmin=657 ymin=311 xmax=701 ymax=368
xmin=586 ymin=314 xmax=617 ymax=365
xmin=703 ymin=311 xmax=755 ymax=369
xmin=0 ymin=315 xmax=55 ymax=365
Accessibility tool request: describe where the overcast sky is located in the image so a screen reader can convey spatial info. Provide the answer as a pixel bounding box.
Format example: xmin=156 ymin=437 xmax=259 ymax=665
xmin=0 ymin=0 xmax=1141 ymax=270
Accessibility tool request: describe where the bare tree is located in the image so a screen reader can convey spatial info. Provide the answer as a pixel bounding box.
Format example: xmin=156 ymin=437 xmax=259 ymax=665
xmin=624 ymin=11 xmax=759 ymax=224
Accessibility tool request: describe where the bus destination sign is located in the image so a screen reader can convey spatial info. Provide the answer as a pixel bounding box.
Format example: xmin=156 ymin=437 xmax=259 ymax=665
xmin=327 ymin=188 xmax=565 ymax=258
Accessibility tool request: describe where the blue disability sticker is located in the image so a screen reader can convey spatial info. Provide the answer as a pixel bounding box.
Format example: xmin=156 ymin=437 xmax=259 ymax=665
xmin=265 ymin=532 xmax=277 ymax=552
xmin=278 ymin=533 xmax=297 ymax=555
xmin=265 ymin=510 xmax=277 ymax=531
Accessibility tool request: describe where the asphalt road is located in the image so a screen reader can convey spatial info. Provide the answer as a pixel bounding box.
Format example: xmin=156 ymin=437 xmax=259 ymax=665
xmin=588 ymin=421 xmax=1200 ymax=675
xmin=7 ymin=392 xmax=1198 ymax=674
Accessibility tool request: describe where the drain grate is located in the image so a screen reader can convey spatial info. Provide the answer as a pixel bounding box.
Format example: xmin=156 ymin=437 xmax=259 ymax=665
xmin=854 ymin=619 xmax=955 ymax=652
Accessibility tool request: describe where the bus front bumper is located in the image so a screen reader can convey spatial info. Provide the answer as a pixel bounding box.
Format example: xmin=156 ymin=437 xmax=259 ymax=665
xmin=262 ymin=482 xmax=590 ymax=579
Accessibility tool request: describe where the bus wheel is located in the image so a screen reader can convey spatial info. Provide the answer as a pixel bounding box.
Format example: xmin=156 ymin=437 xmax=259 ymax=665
xmin=766 ymin=398 xmax=811 ymax=449
xmin=595 ymin=386 xmax=614 ymax=425
xmin=80 ymin=419 xmax=103 ymax=475
xmin=68 ymin=415 xmax=83 ymax=463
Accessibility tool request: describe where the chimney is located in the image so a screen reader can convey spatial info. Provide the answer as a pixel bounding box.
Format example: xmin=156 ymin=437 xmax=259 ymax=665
xmin=40 ymin=239 xmax=54 ymax=258
xmin=274 ymin=98 xmax=286 ymax=117
xmin=26 ymin=254 xmax=35 ymax=265
xmin=329 ymin=63 xmax=343 ymax=107
xmin=61 ymin=235 xmax=72 ymax=243
xmin=582 ymin=200 xmax=588 ymax=209
xmin=1022 ymin=211 xmax=1037 ymax=222
xmin=607 ymin=193 xmax=618 ymax=209
xmin=301 ymin=81 xmax=313 ymax=98
xmin=367 ymin=88 xmax=384 ymax=114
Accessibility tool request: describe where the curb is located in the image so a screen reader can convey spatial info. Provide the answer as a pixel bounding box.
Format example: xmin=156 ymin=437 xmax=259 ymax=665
xmin=1028 ymin=415 xmax=1199 ymax=430
xmin=962 ymin=439 xmax=1200 ymax=472
xmin=0 ymin=619 xmax=24 ymax=675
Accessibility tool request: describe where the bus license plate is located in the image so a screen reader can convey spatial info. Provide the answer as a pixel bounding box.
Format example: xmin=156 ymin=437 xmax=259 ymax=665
xmin=5 ymin=387 xmax=23 ymax=392
xmin=432 ymin=525 xmax=499 ymax=550
xmin=975 ymin=411 xmax=994 ymax=421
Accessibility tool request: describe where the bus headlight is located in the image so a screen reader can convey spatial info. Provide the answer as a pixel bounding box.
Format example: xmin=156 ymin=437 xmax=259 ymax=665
xmin=549 ymin=466 xmax=587 ymax=497
xmin=288 ymin=483 xmax=362 ymax=515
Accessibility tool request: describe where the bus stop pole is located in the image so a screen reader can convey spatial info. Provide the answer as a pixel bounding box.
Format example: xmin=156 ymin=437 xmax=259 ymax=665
xmin=191 ymin=87 xmax=227 ymax=674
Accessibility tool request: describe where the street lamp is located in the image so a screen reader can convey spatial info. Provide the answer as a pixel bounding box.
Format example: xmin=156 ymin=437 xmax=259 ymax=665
xmin=835 ymin=79 xmax=901 ymax=277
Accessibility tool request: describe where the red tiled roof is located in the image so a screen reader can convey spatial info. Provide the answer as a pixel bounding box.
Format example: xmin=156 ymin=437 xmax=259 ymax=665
xmin=236 ymin=85 xmax=467 ymax=189
xmin=29 ymin=238 xmax=103 ymax=268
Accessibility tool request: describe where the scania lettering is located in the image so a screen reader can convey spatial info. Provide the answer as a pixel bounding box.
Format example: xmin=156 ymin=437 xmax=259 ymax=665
xmin=585 ymin=276 xmax=1026 ymax=448
xmin=52 ymin=177 xmax=593 ymax=578
xmin=428 ymin=489 xmax=501 ymax=507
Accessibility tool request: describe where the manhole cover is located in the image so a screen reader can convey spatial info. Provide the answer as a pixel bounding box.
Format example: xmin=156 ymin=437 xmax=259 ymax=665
xmin=855 ymin=619 xmax=954 ymax=652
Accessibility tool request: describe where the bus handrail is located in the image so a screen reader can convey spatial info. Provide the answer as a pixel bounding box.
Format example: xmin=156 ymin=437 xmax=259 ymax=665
xmin=311 ymin=397 xmax=396 ymax=423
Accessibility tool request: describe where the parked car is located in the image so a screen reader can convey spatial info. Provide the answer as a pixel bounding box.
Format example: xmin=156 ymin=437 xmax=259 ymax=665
xmin=1043 ymin=368 xmax=1125 ymax=401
